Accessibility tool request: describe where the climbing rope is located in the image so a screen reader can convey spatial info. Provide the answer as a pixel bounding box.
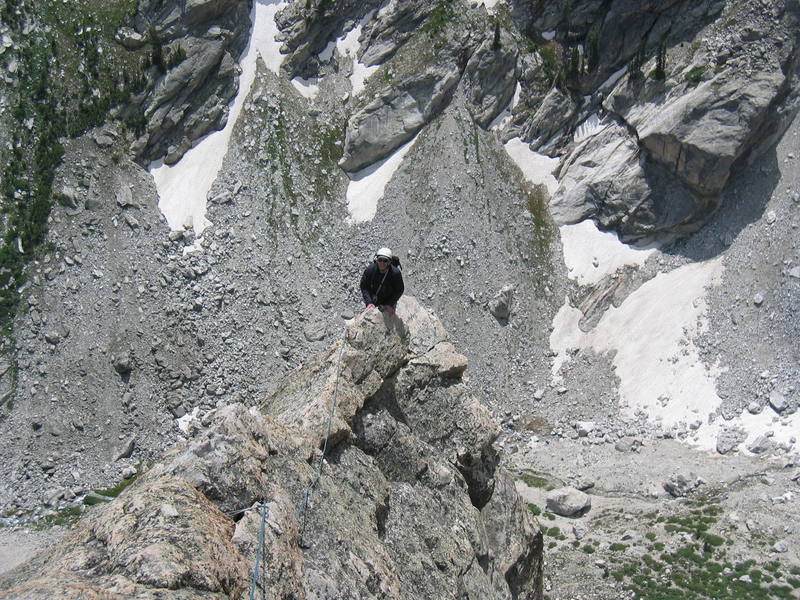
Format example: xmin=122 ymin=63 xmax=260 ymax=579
xmin=296 ymin=324 xmax=348 ymax=544
xmin=248 ymin=501 xmax=269 ymax=600
xmin=242 ymin=322 xmax=349 ymax=597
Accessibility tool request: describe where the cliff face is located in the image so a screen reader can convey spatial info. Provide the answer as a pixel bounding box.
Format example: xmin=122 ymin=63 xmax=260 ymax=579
xmin=0 ymin=297 xmax=543 ymax=599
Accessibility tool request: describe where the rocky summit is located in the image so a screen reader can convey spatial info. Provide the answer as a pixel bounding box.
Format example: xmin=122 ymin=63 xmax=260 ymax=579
xmin=0 ymin=0 xmax=799 ymax=598
xmin=0 ymin=297 xmax=543 ymax=599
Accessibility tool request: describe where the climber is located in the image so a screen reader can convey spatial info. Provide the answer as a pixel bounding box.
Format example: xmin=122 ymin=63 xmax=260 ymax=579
xmin=360 ymin=246 xmax=404 ymax=316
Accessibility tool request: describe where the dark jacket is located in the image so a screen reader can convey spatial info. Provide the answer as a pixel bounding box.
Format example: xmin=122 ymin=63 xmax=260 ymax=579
xmin=360 ymin=262 xmax=404 ymax=308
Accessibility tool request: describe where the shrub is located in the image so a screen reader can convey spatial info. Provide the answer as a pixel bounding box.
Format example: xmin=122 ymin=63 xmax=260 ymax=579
xmin=685 ymin=66 xmax=705 ymax=87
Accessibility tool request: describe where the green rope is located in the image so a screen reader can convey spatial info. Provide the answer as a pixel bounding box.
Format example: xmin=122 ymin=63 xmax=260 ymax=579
xmin=248 ymin=502 xmax=269 ymax=600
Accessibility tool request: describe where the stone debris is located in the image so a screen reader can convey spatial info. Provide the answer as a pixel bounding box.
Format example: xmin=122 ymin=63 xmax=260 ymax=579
xmin=769 ymin=390 xmax=789 ymax=414
xmin=663 ymin=473 xmax=705 ymax=498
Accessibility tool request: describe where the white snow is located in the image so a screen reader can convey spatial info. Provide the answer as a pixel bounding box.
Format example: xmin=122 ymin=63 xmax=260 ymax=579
xmin=335 ymin=12 xmax=379 ymax=97
xmin=291 ymin=76 xmax=320 ymax=98
xmin=478 ymin=0 xmax=504 ymax=11
xmin=150 ymin=0 xmax=288 ymax=236
xmin=542 ymin=30 xmax=556 ymax=41
xmin=550 ymin=254 xmax=800 ymax=455
xmin=560 ymin=220 xmax=657 ymax=286
xmin=573 ymin=112 xmax=603 ymax=144
xmin=346 ymin=134 xmax=419 ymax=224
xmin=489 ymin=81 xmax=521 ymax=131
xmin=550 ymin=259 xmax=725 ymax=445
xmin=176 ymin=406 xmax=200 ymax=435
xmin=503 ymin=138 xmax=559 ymax=196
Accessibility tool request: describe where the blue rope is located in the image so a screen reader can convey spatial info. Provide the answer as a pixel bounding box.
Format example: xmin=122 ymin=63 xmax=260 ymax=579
xmin=245 ymin=325 xmax=348 ymax=599
xmin=248 ymin=502 xmax=268 ymax=600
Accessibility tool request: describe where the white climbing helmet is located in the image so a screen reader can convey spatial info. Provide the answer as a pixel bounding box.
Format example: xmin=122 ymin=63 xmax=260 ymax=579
xmin=376 ymin=247 xmax=392 ymax=260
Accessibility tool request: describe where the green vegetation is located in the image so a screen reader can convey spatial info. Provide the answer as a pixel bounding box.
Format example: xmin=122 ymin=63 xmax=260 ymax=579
xmin=519 ymin=473 xmax=551 ymax=489
xmin=527 ymin=503 xmax=542 ymax=516
xmin=422 ymin=0 xmax=455 ymax=36
xmin=685 ymin=66 xmax=706 ymax=87
xmin=94 ymin=472 xmax=138 ymax=498
xmin=585 ymin=26 xmax=600 ymax=72
xmin=35 ymin=505 xmax=83 ymax=529
xmin=582 ymin=544 xmax=595 ymax=554
xmin=607 ymin=499 xmax=798 ymax=599
xmin=609 ymin=542 xmax=628 ymax=552
xmin=166 ymin=43 xmax=187 ymax=69
xmin=650 ymin=40 xmax=668 ymax=80
xmin=539 ymin=45 xmax=562 ymax=87
xmin=0 ymin=0 xmax=148 ymax=336
xmin=629 ymin=44 xmax=647 ymax=80
xmin=544 ymin=526 xmax=565 ymax=540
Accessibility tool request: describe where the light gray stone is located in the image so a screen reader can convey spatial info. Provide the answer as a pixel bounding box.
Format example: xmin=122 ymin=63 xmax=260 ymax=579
xmin=546 ymin=487 xmax=591 ymax=517
xmin=769 ymin=390 xmax=789 ymax=413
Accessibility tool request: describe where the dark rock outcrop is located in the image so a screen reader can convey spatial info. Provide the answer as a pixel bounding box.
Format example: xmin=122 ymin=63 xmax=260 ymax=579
xmin=125 ymin=0 xmax=252 ymax=165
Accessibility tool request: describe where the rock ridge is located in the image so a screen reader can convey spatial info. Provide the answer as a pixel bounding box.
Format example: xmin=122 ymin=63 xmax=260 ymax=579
xmin=0 ymin=296 xmax=543 ymax=600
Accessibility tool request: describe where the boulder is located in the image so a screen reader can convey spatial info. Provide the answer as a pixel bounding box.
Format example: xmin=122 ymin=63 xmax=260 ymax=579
xmin=275 ymin=0 xmax=386 ymax=78
xmin=129 ymin=0 xmax=251 ymax=164
xmin=574 ymin=421 xmax=595 ymax=437
xmin=359 ymin=0 xmax=436 ymax=67
xmin=488 ymin=284 xmax=514 ymax=320
xmin=463 ymin=32 xmax=519 ymax=128
xmin=0 ymin=297 xmax=542 ymax=599
xmin=769 ymin=390 xmax=789 ymax=414
xmin=747 ymin=432 xmax=773 ymax=455
xmin=514 ymin=0 xmax=799 ymax=240
xmin=663 ymin=473 xmax=704 ymax=497
xmin=339 ymin=63 xmax=463 ymax=172
xmin=546 ymin=487 xmax=592 ymax=517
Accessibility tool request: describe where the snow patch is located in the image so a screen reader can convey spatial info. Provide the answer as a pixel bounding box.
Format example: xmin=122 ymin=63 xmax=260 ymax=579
xmin=489 ymin=81 xmax=521 ymax=131
xmin=560 ymin=220 xmax=657 ymax=286
xmin=176 ymin=406 xmax=200 ymax=435
xmin=573 ymin=113 xmax=603 ymax=143
xmin=346 ymin=134 xmax=419 ymax=224
xmin=503 ymin=138 xmax=559 ymax=196
xmin=335 ymin=11 xmax=379 ymax=96
xmin=291 ymin=76 xmax=320 ymax=99
xmin=150 ymin=0 xmax=288 ymax=235
xmin=550 ymin=259 xmax=734 ymax=453
xmin=542 ymin=30 xmax=556 ymax=41
xmin=478 ymin=0 xmax=504 ymax=11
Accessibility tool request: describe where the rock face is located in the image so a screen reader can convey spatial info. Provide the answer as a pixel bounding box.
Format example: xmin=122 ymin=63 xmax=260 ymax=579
xmin=126 ymin=0 xmax=251 ymax=164
xmin=0 ymin=297 xmax=543 ymax=600
xmin=122 ymin=0 xmax=799 ymax=237
xmin=509 ymin=0 xmax=800 ymax=240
